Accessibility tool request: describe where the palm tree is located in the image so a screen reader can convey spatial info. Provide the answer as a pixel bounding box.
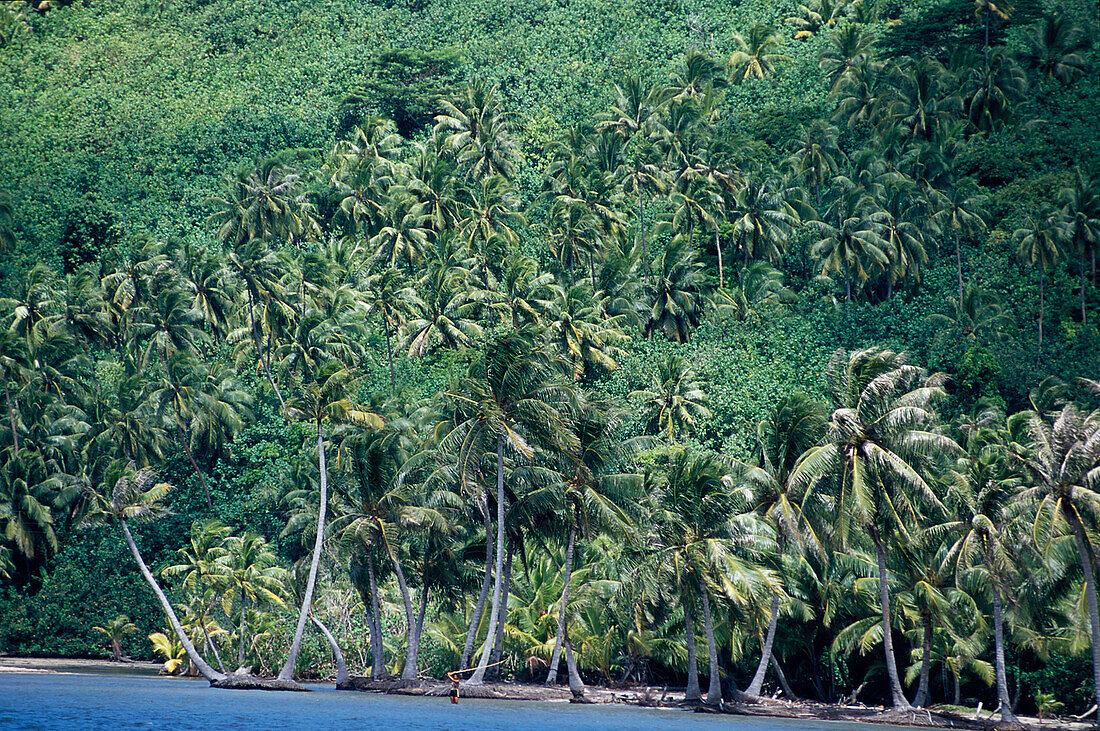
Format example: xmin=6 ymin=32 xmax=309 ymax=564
xmin=161 ymin=519 xmax=232 ymax=672
xmin=735 ymin=393 xmax=828 ymax=700
xmin=80 ymin=462 xmax=226 ymax=682
xmin=94 ymin=614 xmax=138 ymax=662
xmin=612 ymin=138 xmax=669 ymax=281
xmin=792 ymin=348 xmax=957 ymax=708
xmin=219 ymin=531 xmax=288 ymax=667
xmin=630 ymin=354 xmax=711 ymax=444
xmin=434 ymin=80 xmax=520 ymax=181
xmin=1020 ymin=13 xmax=1089 ymax=83
xmin=174 ymin=244 xmax=236 ymax=340
xmin=653 ymin=448 xmax=770 ymax=705
xmin=362 ymin=268 xmax=417 ymax=393
xmin=368 ymin=192 xmax=431 ymax=272
xmin=131 ymin=287 xmax=207 ymax=371
xmin=811 ymin=187 xmax=890 ymax=302
xmin=929 ymin=186 xmax=988 ymax=309
xmin=544 ymin=396 xmax=645 ymax=696
xmin=886 ymin=56 xmax=958 ymax=142
xmin=926 ymin=283 xmax=1012 ymax=343
xmin=974 ymin=0 xmax=1013 ymax=50
xmin=401 ymin=264 xmax=482 ymax=357
xmin=208 ymin=161 xmax=320 ymax=246
xmin=1014 ymin=211 xmax=1062 ymax=350
xmin=437 ymin=331 xmax=578 ymax=684
xmin=728 ymin=24 xmax=791 ymax=82
xmin=818 ymin=25 xmax=875 ymax=91
xmin=786 ymin=0 xmax=852 ymax=36
xmin=940 ymin=445 xmax=1021 ymax=723
xmin=961 ymin=47 xmax=1028 ymax=133
xmin=832 ymin=57 xmax=889 ymax=128
xmin=669 ymin=49 xmax=727 ymax=100
xmin=545 ymin=284 xmax=629 ymax=380
xmin=644 ymin=238 xmax=709 ymax=343
xmin=1060 ymin=168 xmax=1100 ymax=324
xmin=714 ymin=262 xmax=796 ymax=322
xmin=226 ymin=238 xmax=290 ymax=409
xmin=728 ymin=174 xmax=800 ymax=266
xmin=788 ymin=121 xmax=843 ymax=204
xmin=1015 ymin=404 xmax=1100 ymax=717
xmin=278 ymin=362 xmax=382 ymax=681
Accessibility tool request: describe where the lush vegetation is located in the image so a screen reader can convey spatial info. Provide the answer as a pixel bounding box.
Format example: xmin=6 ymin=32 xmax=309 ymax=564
xmin=1 ymin=0 xmax=1099 ymax=719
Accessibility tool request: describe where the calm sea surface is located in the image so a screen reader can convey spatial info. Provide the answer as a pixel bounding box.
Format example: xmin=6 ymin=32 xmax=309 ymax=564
xmin=0 ymin=672 xmax=924 ymax=730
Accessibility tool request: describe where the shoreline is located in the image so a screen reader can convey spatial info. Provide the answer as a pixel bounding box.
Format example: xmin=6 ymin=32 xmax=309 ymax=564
xmin=0 ymin=655 xmax=162 ymax=675
xmin=1 ymin=657 xmax=1093 ymax=730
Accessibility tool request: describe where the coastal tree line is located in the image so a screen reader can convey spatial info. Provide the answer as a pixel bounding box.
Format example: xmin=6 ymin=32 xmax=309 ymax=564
xmin=1 ymin=2 xmax=1099 ymax=720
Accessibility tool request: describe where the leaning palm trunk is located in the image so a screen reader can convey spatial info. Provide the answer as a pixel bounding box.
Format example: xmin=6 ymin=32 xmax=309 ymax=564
xmin=699 ymin=576 xmax=722 ymax=706
xmin=913 ymin=613 xmax=932 ymax=707
xmin=872 ymin=529 xmax=911 ymax=709
xmin=120 ymin=520 xmax=225 ymax=682
xmin=563 ymin=630 xmax=585 ymax=699
xmin=1071 ymin=519 xmax=1100 ymax=715
xmin=770 ymin=652 xmax=798 ymax=700
xmin=466 ymin=435 xmax=507 ymax=685
xmin=460 ymin=509 xmax=494 ymax=670
xmin=991 ymin=591 xmax=1018 ymax=722
xmin=309 ymin=615 xmax=348 ymax=686
xmin=546 ymin=524 xmax=577 ymax=686
xmin=744 ymin=592 xmax=781 ymax=699
xmin=278 ymin=423 xmax=328 ymax=681
xmin=683 ymin=597 xmax=701 ymax=702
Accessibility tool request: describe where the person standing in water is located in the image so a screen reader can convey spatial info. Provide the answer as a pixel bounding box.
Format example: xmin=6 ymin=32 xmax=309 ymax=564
xmin=448 ymin=672 xmax=460 ymax=704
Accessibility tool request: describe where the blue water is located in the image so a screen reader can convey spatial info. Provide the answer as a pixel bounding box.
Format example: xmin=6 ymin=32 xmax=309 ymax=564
xmin=0 ymin=672 xmax=920 ymax=730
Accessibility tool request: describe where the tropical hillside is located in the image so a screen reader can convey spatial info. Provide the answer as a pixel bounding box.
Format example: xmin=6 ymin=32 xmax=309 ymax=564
xmin=1 ymin=0 xmax=1099 ymax=718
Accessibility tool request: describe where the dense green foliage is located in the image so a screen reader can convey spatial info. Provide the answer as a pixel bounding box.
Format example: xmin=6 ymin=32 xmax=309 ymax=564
xmin=1 ymin=0 xmax=1099 ymax=716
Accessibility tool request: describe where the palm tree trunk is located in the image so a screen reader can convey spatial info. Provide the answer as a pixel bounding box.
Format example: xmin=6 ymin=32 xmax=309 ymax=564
xmin=872 ymin=528 xmax=911 ymax=709
xmin=955 ymin=231 xmax=965 ymax=311
xmin=640 ymin=198 xmax=648 ymax=282
xmin=238 ymin=587 xmax=247 ymax=666
xmin=914 ymin=613 xmax=932 ymax=707
xmin=684 ymin=596 xmax=701 ymax=702
xmin=1038 ymin=273 xmax=1045 ymax=351
xmin=745 ymin=591 xmax=781 ymax=699
xmin=770 ymin=652 xmax=798 ymax=700
xmin=4 ymin=379 xmax=19 ymax=453
xmin=176 ymin=422 xmax=212 ymax=510
xmin=716 ymin=228 xmax=724 ymax=289
xmin=546 ymin=523 xmax=577 ymax=686
xmin=383 ymin=315 xmax=396 ymax=394
xmin=309 ymin=614 xmax=348 ymax=686
xmin=1082 ymin=257 xmax=1088 ymax=325
xmin=564 ymin=628 xmax=585 ymax=699
xmin=487 ymin=541 xmax=513 ymax=681
xmin=366 ymin=553 xmax=385 ymax=679
xmin=198 ymin=598 xmax=226 ymax=673
xmin=991 ymin=590 xmax=1018 ymax=723
xmin=467 ymin=434 xmax=506 ymax=685
xmin=461 ymin=506 xmax=495 ymax=671
xmin=278 ymin=421 xmax=328 ymax=681
xmin=1071 ymin=519 xmax=1100 ymax=715
xmin=119 ymin=520 xmax=225 ymax=682
xmin=390 ymin=550 xmax=418 ymax=680
xmin=699 ymin=575 xmax=722 ymax=706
